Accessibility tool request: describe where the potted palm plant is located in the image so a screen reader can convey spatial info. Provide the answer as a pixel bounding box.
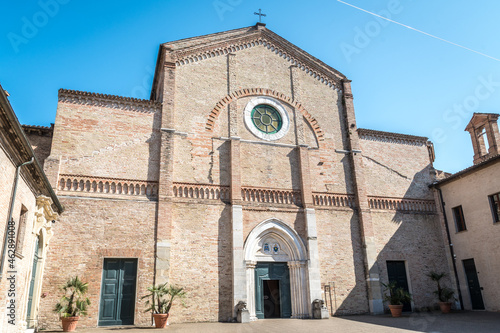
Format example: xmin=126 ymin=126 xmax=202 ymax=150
xmin=382 ymin=281 xmax=412 ymax=317
xmin=142 ymin=283 xmax=186 ymax=328
xmin=428 ymin=271 xmax=455 ymax=313
xmin=53 ymin=276 xmax=91 ymax=332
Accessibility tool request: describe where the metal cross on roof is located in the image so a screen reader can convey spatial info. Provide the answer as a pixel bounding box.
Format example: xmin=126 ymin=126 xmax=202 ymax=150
xmin=254 ymin=9 xmax=266 ymax=23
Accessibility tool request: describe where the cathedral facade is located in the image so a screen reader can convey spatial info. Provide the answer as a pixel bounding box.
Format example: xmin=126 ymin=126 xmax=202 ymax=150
xmin=27 ymin=25 xmax=451 ymax=329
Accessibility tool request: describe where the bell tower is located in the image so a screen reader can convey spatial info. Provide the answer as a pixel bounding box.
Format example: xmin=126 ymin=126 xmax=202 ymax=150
xmin=465 ymin=113 xmax=500 ymax=165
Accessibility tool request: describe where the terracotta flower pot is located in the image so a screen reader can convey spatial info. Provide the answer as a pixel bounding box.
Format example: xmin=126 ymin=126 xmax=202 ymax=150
xmin=438 ymin=301 xmax=452 ymax=313
xmin=61 ymin=316 xmax=80 ymax=332
xmin=388 ymin=304 xmax=403 ymax=317
xmin=153 ymin=313 xmax=169 ymax=328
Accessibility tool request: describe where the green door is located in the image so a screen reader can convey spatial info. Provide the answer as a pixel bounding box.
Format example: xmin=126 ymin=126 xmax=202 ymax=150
xmin=255 ymin=262 xmax=292 ymax=319
xmin=99 ymin=259 xmax=137 ymax=326
xmin=26 ymin=236 xmax=40 ymax=327
xmin=387 ymin=261 xmax=412 ymax=312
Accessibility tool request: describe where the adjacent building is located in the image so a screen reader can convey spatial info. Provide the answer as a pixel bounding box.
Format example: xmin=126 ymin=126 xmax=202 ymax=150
xmin=432 ymin=113 xmax=500 ymax=312
xmin=0 ymin=86 xmax=63 ymax=332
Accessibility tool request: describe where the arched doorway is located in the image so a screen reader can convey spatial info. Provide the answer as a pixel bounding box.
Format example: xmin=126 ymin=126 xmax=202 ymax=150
xmin=244 ymin=219 xmax=309 ymax=319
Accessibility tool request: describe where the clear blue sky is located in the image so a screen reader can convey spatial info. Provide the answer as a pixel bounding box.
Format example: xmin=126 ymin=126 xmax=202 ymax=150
xmin=1 ymin=0 xmax=500 ymax=173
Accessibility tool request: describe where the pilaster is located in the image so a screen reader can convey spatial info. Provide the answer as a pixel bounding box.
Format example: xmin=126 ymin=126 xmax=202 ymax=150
xmin=230 ymin=136 xmax=245 ymax=316
xmin=155 ymin=52 xmax=176 ymax=285
xmin=297 ymin=144 xmax=321 ymax=316
xmin=298 ymin=146 xmax=313 ymax=208
xmin=290 ymin=65 xmax=305 ymax=145
xmin=228 ymin=53 xmax=238 ymax=137
xmin=341 ymin=79 xmax=384 ymax=314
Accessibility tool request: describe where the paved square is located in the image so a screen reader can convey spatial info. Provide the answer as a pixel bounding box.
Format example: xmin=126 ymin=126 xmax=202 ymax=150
xmin=44 ymin=311 xmax=500 ymax=333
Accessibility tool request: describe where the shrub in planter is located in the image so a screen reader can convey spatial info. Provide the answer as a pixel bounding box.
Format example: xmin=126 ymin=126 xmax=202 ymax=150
xmin=382 ymin=281 xmax=412 ymax=317
xmin=142 ymin=283 xmax=186 ymax=328
xmin=53 ymin=276 xmax=91 ymax=332
xmin=428 ymin=271 xmax=455 ymax=313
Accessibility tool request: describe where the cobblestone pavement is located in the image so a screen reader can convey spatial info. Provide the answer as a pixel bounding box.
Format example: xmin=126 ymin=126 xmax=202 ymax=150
xmin=44 ymin=311 xmax=500 ymax=333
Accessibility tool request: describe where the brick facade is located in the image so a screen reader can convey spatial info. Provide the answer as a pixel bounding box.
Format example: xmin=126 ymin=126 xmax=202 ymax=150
xmin=22 ymin=25 xmax=452 ymax=328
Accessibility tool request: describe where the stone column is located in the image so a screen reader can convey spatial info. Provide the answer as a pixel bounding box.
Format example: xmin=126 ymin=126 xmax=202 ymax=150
xmin=341 ymin=79 xmax=384 ymax=314
xmin=288 ymin=260 xmax=309 ymax=319
xmin=288 ymin=261 xmax=299 ymax=318
xmin=298 ymin=261 xmax=309 ymax=317
xmin=245 ymin=260 xmax=257 ymax=320
xmin=155 ymin=51 xmax=176 ymax=285
xmin=468 ymin=129 xmax=482 ymax=164
xmin=486 ymin=118 xmax=500 ymax=155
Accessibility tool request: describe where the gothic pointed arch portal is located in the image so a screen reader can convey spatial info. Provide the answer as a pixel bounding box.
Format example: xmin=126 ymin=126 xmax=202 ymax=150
xmin=244 ymin=219 xmax=309 ymax=319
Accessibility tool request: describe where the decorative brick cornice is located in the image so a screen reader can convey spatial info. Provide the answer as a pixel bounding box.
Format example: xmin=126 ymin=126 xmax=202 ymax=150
xmin=205 ymin=88 xmax=325 ymax=145
xmin=172 ymin=182 xmax=230 ymax=202
xmin=58 ymin=174 xmax=158 ymax=197
xmin=368 ymin=195 xmax=436 ymax=213
xmin=312 ymin=192 xmax=355 ymax=208
xmin=58 ymin=89 xmax=161 ymax=113
xmin=241 ymin=186 xmax=301 ymax=206
xmin=358 ymin=128 xmax=428 ymax=146
xmin=167 ymin=27 xmax=345 ymax=92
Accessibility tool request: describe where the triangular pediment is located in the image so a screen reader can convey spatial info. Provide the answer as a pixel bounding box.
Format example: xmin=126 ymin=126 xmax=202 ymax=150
xmin=151 ymin=24 xmax=347 ymax=99
xmin=465 ymin=112 xmax=499 ymax=132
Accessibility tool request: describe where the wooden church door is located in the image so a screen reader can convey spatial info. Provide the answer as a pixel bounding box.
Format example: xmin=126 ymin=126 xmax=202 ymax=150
xmin=254 ymin=262 xmax=292 ymax=319
xmin=387 ymin=260 xmax=412 ymax=312
xmin=99 ymin=259 xmax=137 ymax=326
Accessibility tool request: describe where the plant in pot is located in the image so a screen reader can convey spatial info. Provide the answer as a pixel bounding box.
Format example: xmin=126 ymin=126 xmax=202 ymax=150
xmin=382 ymin=281 xmax=412 ymax=317
xmin=53 ymin=276 xmax=91 ymax=332
xmin=428 ymin=271 xmax=455 ymax=313
xmin=142 ymin=283 xmax=186 ymax=328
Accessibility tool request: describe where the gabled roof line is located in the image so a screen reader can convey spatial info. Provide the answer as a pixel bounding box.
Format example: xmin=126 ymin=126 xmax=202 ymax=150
xmin=358 ymin=128 xmax=429 ymax=145
xmin=431 ymin=154 xmax=500 ymax=187
xmin=160 ymin=25 xmax=346 ymax=91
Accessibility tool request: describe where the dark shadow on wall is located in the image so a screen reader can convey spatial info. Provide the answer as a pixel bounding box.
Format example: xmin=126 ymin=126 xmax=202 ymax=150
xmin=218 ymin=138 xmax=233 ymax=321
xmin=218 ymin=201 xmax=233 ymax=321
xmin=218 ymin=140 xmax=231 ymax=187
xmin=332 ymin=163 xmax=452 ymax=318
xmin=146 ymin=110 xmax=162 ymax=201
xmin=288 ymin=148 xmax=301 ymax=191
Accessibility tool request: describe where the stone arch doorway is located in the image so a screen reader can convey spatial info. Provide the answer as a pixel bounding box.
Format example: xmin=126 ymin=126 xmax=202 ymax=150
xmin=244 ymin=219 xmax=309 ymax=319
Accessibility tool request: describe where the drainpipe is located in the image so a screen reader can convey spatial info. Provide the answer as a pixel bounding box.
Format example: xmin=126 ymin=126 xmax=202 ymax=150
xmin=0 ymin=157 xmax=35 ymax=278
xmin=436 ymin=187 xmax=464 ymax=310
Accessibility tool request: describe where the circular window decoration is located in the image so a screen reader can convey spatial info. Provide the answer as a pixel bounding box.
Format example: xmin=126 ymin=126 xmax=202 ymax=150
xmin=244 ymin=97 xmax=290 ymax=141
xmin=251 ymin=104 xmax=282 ymax=134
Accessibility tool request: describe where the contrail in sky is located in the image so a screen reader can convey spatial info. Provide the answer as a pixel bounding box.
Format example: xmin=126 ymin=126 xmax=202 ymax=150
xmin=337 ymin=0 xmax=500 ymax=62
